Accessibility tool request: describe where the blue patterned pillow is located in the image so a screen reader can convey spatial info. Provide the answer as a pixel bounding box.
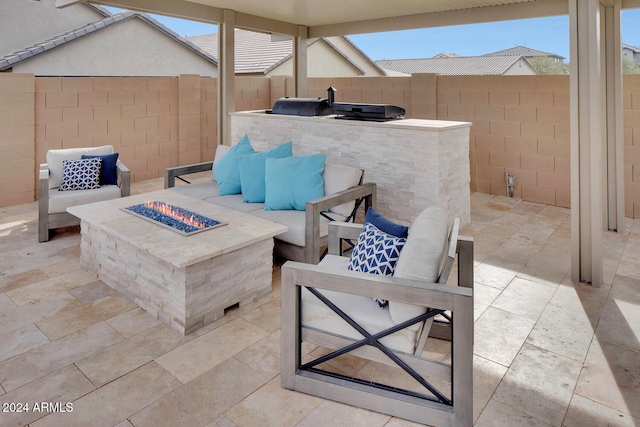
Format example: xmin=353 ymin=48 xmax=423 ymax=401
xmin=347 ymin=222 xmax=407 ymax=308
xmin=58 ymin=158 xmax=102 ymax=191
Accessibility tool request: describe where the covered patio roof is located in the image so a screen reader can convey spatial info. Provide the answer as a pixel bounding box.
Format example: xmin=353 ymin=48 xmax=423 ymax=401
xmin=55 ymin=0 xmax=640 ymax=286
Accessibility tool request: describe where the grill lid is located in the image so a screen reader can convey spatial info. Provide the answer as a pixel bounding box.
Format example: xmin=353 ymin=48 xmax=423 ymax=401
xmin=331 ymin=102 xmax=405 ymax=121
xmin=270 ymin=97 xmax=333 ymax=117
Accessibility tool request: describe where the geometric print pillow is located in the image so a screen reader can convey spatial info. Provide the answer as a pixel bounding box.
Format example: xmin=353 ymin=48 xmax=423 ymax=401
xmin=58 ymin=158 xmax=102 ymax=191
xmin=347 ymin=222 xmax=407 ymax=308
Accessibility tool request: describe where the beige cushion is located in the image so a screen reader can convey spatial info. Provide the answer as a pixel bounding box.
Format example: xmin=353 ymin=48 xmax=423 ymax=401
xmin=301 ymin=254 xmax=420 ymax=354
xmin=389 ymin=207 xmax=449 ymax=325
xmin=49 ymin=185 xmax=121 ymax=214
xmin=205 ymin=194 xmax=264 ymax=213
xmin=47 ymin=145 xmax=114 ymax=189
xmin=170 ymin=181 xmax=220 ymax=200
xmin=251 ymin=209 xmax=346 ymax=247
xmin=211 ymin=144 xmax=231 ymax=182
xmin=323 ymin=163 xmax=363 ymax=217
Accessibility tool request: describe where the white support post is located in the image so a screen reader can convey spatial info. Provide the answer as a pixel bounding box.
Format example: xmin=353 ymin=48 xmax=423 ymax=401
xmin=602 ymin=1 xmax=625 ymax=232
xmin=569 ymin=0 xmax=604 ymax=286
xmin=218 ymin=9 xmax=235 ymax=146
xmin=293 ymin=25 xmax=308 ymax=97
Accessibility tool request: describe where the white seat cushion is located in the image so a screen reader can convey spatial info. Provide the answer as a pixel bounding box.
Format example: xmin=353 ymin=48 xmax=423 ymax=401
xmin=49 ymin=185 xmax=122 ymax=214
xmin=204 ymin=194 xmax=264 ymax=213
xmin=170 ymin=181 xmax=220 ymax=200
xmin=251 ymin=210 xmax=346 ymax=247
xmin=46 ymin=145 xmax=114 ymax=190
xmin=301 ymin=254 xmax=419 ymax=354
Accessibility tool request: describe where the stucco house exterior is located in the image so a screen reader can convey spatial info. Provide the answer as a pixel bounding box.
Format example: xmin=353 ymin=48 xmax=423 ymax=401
xmin=187 ymin=29 xmax=385 ymax=77
xmin=0 ymin=0 xmax=218 ymax=76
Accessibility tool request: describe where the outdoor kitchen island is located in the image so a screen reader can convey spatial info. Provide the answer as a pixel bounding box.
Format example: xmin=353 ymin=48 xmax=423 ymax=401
xmin=230 ymin=111 xmax=472 ymax=227
xmin=68 ymin=189 xmax=287 ymax=335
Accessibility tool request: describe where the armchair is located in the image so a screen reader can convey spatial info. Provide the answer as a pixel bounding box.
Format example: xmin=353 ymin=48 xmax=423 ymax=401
xmin=281 ymin=207 xmax=474 ymax=426
xmin=38 ymin=145 xmax=130 ymax=242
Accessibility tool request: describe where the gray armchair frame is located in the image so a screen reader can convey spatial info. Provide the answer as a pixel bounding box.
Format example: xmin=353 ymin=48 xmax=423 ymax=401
xmin=38 ymin=160 xmax=130 ymax=242
xmin=164 ymin=161 xmax=377 ymax=264
xmin=281 ymin=220 xmax=474 ymax=426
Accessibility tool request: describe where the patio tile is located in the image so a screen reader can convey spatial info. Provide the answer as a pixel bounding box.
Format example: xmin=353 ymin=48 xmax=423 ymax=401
xmin=594 ymin=298 xmax=640 ymax=354
xmin=473 ymin=355 xmax=508 ymax=423
xmin=490 ymin=277 xmax=556 ymax=321
xmin=296 ymin=400 xmax=391 ymax=426
xmin=475 ymin=399 xmax=553 ymax=426
xmin=574 ymin=339 xmax=640 ymax=419
xmin=492 ymin=343 xmax=582 ymax=426
xmin=67 ymin=280 xmax=114 ymax=304
xmin=35 ymin=293 xmax=137 ymax=340
xmin=224 ymin=376 xmax=323 ymax=427
xmin=0 ymin=268 xmax=49 ymax=293
xmin=129 ymin=358 xmax=268 ymax=427
xmin=305 ymin=346 xmax=371 ymax=378
xmin=239 ymin=297 xmax=281 ymax=333
xmin=0 ymin=291 xmax=82 ymax=335
xmin=5 ymin=269 xmax=97 ymax=306
xmin=105 ymin=307 xmax=162 ymax=338
xmin=563 ymin=394 xmax=640 ymax=427
xmin=492 ymin=238 xmax=543 ymax=265
xmin=31 ymin=362 xmax=182 ymax=427
xmin=0 ymin=322 xmax=124 ymax=392
xmin=517 ymin=251 xmax=569 ymax=287
xmin=548 ymin=278 xmax=609 ymax=326
xmin=0 ymin=323 xmax=49 ymax=363
xmin=38 ymin=257 xmax=83 ymax=278
xmin=75 ymin=323 xmax=190 ymax=388
xmin=156 ymin=317 xmax=268 ymax=384
xmin=526 ymin=303 xmax=594 ymax=362
xmin=473 ymin=282 xmax=502 ymax=321
xmin=473 ymin=307 xmax=536 ymax=367
xmin=0 ymin=364 xmax=95 ymax=427
xmin=473 ymin=256 xmax=523 ymax=290
xmin=204 ymin=417 xmax=236 ymax=427
xmin=233 ymin=330 xmax=282 ymax=380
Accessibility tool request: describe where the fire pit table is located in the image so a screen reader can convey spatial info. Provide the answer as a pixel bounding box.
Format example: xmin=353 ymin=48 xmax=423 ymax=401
xmin=68 ymin=189 xmax=287 ymax=335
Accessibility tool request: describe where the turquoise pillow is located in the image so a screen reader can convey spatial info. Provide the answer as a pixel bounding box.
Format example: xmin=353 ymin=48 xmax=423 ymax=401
xmin=238 ymin=141 xmax=293 ymax=203
xmin=264 ymin=154 xmax=326 ymax=211
xmin=213 ymin=134 xmax=255 ymax=195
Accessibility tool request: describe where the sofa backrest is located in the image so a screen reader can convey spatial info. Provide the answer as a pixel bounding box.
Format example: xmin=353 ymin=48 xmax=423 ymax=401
xmin=388 ymin=207 xmax=449 ymax=324
xmin=46 ymin=145 xmax=114 ymax=189
xmin=211 ymin=144 xmax=231 ymax=182
xmin=323 ymin=163 xmax=363 ymax=217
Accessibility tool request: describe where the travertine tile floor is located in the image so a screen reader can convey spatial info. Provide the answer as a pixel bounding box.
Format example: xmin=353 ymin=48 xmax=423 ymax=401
xmin=1 ymin=178 xmax=639 ymax=426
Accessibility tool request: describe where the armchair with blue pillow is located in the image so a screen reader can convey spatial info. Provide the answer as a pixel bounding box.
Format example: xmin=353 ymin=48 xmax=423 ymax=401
xmin=38 ymin=145 xmax=130 ymax=242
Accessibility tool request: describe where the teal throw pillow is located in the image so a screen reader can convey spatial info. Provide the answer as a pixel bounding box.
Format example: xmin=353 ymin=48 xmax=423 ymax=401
xmin=213 ymin=134 xmax=255 ymax=195
xmin=238 ymin=142 xmax=292 ymax=203
xmin=264 ymin=154 xmax=326 ymax=211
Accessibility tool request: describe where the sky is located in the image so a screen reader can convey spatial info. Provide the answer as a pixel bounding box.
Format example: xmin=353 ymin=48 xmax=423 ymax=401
xmin=109 ymin=7 xmax=640 ymax=62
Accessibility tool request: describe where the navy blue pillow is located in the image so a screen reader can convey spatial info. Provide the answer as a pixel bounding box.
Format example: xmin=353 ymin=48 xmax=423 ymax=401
xmin=364 ymin=207 xmax=409 ymax=238
xmin=82 ymin=153 xmax=119 ymax=185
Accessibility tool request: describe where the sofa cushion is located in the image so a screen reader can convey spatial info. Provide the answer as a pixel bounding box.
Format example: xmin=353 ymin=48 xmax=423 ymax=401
xmin=301 ymin=254 xmax=420 ymax=354
xmin=204 ymin=194 xmax=264 ymax=213
xmin=264 ymin=154 xmax=326 ymax=211
xmin=389 ymin=207 xmax=449 ymax=325
xmin=251 ymin=209 xmax=346 ymax=247
xmin=323 ymin=163 xmax=363 ymax=217
xmin=47 ymin=145 xmax=114 ymax=189
xmin=81 ymin=152 xmax=119 ymax=185
xmin=58 ymin=158 xmax=102 ymax=191
xmin=213 ymin=134 xmax=255 ymax=195
xmin=365 ymin=207 xmax=409 ymax=238
xmin=238 ymin=141 xmax=292 ymax=203
xmin=170 ymin=181 xmax=220 ymax=200
xmin=211 ymin=144 xmax=231 ymax=182
xmin=49 ymin=185 xmax=121 ymax=214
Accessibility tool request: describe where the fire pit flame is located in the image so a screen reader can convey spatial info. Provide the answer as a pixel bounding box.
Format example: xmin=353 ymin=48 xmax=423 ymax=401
xmin=144 ymin=201 xmax=207 ymax=230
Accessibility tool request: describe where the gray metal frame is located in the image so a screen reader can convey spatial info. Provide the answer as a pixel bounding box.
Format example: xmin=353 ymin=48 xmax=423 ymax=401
xmin=164 ymin=161 xmax=377 ymax=264
xmin=281 ymin=220 xmax=474 ymax=426
xmin=38 ymin=160 xmax=130 ymax=242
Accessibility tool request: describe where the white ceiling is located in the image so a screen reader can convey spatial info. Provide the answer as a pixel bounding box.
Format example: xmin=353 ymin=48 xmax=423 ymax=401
xmin=185 ymin=0 xmax=538 ymax=27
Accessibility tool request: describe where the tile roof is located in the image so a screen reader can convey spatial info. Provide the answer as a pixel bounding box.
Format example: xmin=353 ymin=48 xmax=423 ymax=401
xmin=484 ymin=45 xmax=565 ymax=60
xmin=187 ymin=30 xmax=378 ymax=75
xmin=375 ymin=55 xmax=530 ymax=76
xmin=0 ymin=11 xmax=217 ymax=71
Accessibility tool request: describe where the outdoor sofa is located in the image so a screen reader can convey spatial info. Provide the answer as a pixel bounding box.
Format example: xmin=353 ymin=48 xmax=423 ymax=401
xmin=164 ymin=138 xmax=376 ymax=264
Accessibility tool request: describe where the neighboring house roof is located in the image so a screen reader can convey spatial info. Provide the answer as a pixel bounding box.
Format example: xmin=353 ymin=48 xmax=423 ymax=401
xmin=375 ymin=55 xmax=533 ymax=76
xmin=0 ymin=10 xmax=217 ymax=71
xmin=432 ymin=53 xmax=460 ymax=58
xmin=622 ymin=43 xmax=640 ymax=53
xmin=485 ymin=45 xmax=565 ymax=60
xmin=187 ymin=29 xmax=385 ymax=75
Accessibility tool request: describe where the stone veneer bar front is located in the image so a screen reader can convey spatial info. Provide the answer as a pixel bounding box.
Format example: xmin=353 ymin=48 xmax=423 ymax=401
xmin=68 ymin=190 xmax=288 ymax=335
xmin=230 ymin=111 xmax=471 ymax=227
